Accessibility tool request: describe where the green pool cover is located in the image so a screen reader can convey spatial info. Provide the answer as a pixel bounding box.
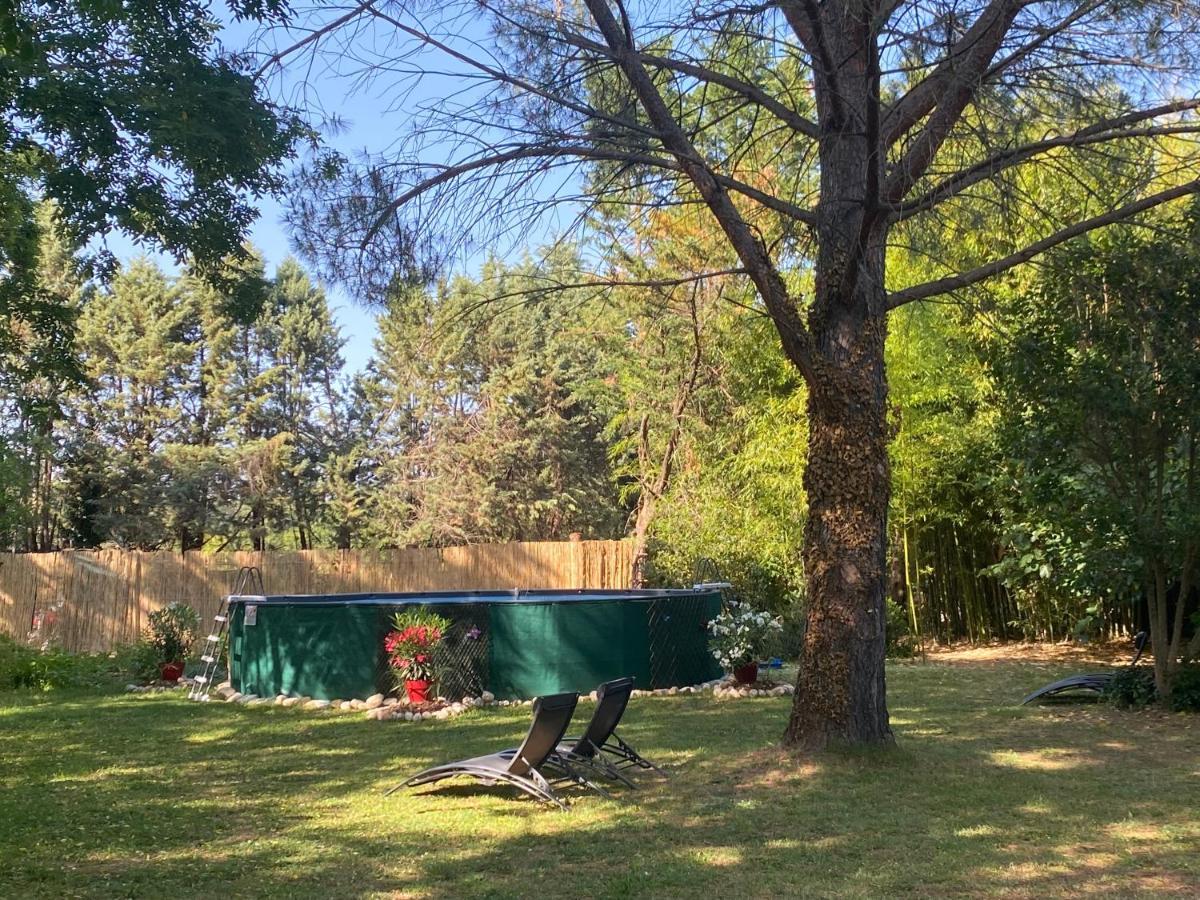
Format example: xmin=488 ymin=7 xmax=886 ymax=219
xmin=228 ymin=589 xmax=722 ymax=701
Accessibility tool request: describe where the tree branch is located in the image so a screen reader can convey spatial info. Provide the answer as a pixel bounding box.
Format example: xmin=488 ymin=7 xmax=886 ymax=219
xmin=254 ymin=0 xmax=375 ymax=79
xmin=980 ymin=0 xmax=1105 ymax=84
xmin=364 ymin=5 xmax=659 ymax=142
xmin=552 ymin=25 xmax=820 ymax=139
xmin=581 ymin=0 xmax=815 ymax=380
xmin=893 ymin=102 xmax=1200 ymax=221
xmin=887 ymin=179 xmax=1200 ymax=308
xmin=360 ymin=141 xmax=818 ymax=247
xmin=884 ymin=0 xmax=1026 ymax=201
xmin=779 ymin=1 xmax=845 ymax=126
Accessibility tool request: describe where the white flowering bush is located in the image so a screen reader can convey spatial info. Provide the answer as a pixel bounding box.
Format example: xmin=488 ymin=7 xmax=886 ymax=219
xmin=707 ymin=602 xmax=783 ymax=671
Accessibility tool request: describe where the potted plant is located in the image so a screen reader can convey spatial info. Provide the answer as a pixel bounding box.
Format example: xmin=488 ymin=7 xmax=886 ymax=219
xmin=145 ymin=602 xmax=199 ymax=683
xmin=385 ymin=609 xmax=451 ymax=703
xmin=707 ymin=602 xmax=783 ymax=684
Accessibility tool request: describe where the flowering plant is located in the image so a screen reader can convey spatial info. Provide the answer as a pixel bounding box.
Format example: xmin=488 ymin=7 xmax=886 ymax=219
xmin=384 ymin=610 xmax=451 ymax=683
xmin=707 ymin=602 xmax=783 ymax=671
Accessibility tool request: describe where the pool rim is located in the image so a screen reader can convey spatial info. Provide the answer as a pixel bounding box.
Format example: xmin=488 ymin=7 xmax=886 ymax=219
xmin=225 ymin=586 xmax=728 ymax=607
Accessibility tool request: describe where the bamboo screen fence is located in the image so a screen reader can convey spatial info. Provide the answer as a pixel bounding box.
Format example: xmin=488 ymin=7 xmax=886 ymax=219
xmin=0 ymin=541 xmax=636 ymax=653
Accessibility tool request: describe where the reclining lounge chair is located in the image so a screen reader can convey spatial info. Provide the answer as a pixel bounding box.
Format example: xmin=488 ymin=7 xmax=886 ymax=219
xmin=1020 ymin=631 xmax=1148 ymax=705
xmin=549 ymin=676 xmax=667 ymax=783
xmin=386 ymin=691 xmax=579 ymax=810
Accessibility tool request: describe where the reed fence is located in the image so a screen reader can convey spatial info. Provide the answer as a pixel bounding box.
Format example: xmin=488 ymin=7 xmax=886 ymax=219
xmin=0 ymin=541 xmax=636 ymax=653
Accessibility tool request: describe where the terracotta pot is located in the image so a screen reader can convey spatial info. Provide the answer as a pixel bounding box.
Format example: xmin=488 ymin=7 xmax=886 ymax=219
xmin=405 ymin=679 xmax=433 ymax=704
xmin=159 ymin=661 xmax=185 ymax=683
xmin=733 ymin=662 xmax=759 ymax=685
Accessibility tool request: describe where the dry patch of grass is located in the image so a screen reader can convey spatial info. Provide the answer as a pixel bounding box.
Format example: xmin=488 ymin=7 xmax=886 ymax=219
xmin=921 ymin=639 xmax=1134 ymax=666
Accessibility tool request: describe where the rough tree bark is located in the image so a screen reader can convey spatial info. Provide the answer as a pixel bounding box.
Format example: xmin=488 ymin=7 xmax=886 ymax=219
xmin=787 ymin=269 xmax=894 ymax=745
xmin=781 ymin=6 xmax=895 ymax=746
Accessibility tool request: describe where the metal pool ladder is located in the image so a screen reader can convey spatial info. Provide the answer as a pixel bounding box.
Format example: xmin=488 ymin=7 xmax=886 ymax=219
xmin=188 ymin=566 xmax=264 ymax=702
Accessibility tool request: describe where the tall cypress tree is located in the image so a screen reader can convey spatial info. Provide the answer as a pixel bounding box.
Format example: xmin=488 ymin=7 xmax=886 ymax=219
xmin=262 ymin=258 xmax=348 ymax=549
xmin=63 ymin=260 xmax=192 ymax=548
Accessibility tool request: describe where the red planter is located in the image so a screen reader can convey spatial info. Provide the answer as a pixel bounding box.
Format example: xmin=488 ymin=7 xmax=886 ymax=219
xmin=159 ymin=661 xmax=185 ymax=683
xmin=405 ymin=679 xmax=433 ymax=704
xmin=733 ymin=662 xmax=759 ymax=685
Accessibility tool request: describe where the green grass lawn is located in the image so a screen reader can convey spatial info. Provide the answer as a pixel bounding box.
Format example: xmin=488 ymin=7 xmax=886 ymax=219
xmin=1 ymin=659 xmax=1197 ymax=899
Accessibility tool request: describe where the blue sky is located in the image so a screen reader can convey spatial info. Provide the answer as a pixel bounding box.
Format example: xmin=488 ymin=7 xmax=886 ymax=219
xmin=249 ymin=199 xmax=380 ymax=374
xmin=103 ymin=122 xmax=382 ymax=375
xmin=103 ymin=6 xmax=576 ymax=374
xmin=103 ymin=9 xmax=428 ymax=374
xmin=103 ymin=198 xmax=383 ymax=374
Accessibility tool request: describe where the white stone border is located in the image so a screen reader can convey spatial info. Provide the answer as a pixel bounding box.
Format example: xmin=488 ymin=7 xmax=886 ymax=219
xmin=202 ymin=677 xmax=792 ymax=722
xmin=712 ymin=679 xmax=794 ymax=699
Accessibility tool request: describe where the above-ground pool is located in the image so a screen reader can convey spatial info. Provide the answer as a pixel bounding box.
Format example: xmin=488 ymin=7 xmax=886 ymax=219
xmin=227 ymin=588 xmax=723 ymax=701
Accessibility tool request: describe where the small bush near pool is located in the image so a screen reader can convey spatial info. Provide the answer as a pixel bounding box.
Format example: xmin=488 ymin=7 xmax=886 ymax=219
xmin=0 ymin=634 xmax=138 ymax=690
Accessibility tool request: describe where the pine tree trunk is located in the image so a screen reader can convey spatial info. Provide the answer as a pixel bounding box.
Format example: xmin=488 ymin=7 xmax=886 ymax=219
xmin=784 ymin=271 xmax=894 ymax=749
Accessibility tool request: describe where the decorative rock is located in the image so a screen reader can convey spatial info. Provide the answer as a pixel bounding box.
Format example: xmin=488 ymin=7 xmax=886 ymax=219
xmin=404 ymin=711 xmax=414 ymax=721
xmin=349 ymin=699 xmax=366 ymax=711
xmin=365 ymin=693 xmax=384 ymax=709
xmin=125 ymin=683 xmax=140 ymax=692
xmin=281 ymin=696 xmax=301 ymax=707
xmin=217 ymin=681 xmax=232 ymax=691
xmin=236 ymin=693 xmax=259 ymax=704
xmin=384 ymin=696 xmax=400 ymax=706
xmin=274 ymin=694 xmax=288 ymax=705
xmin=226 ymin=692 xmax=244 ymax=703
xmin=304 ymin=699 xmax=330 ymax=710
xmin=479 ymin=691 xmax=494 ymax=703
xmin=669 ymin=686 xmax=679 ymax=695
xmin=215 ymin=685 xmax=237 ymax=700
xmin=246 ymin=697 xmax=268 ymax=706
xmin=366 ymin=707 xmax=389 ymax=721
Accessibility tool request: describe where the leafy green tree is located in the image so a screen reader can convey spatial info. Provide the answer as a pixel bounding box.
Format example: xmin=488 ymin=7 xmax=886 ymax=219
xmin=0 ymin=205 xmax=90 ymax=549
xmin=986 ymin=204 xmax=1200 ymax=696
xmin=1 ymin=0 xmax=301 ymax=391
xmin=886 ymin=300 xmax=1010 ymax=643
xmin=258 ymin=258 xmax=349 ymax=549
xmin=318 ymin=374 xmax=375 ymax=550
